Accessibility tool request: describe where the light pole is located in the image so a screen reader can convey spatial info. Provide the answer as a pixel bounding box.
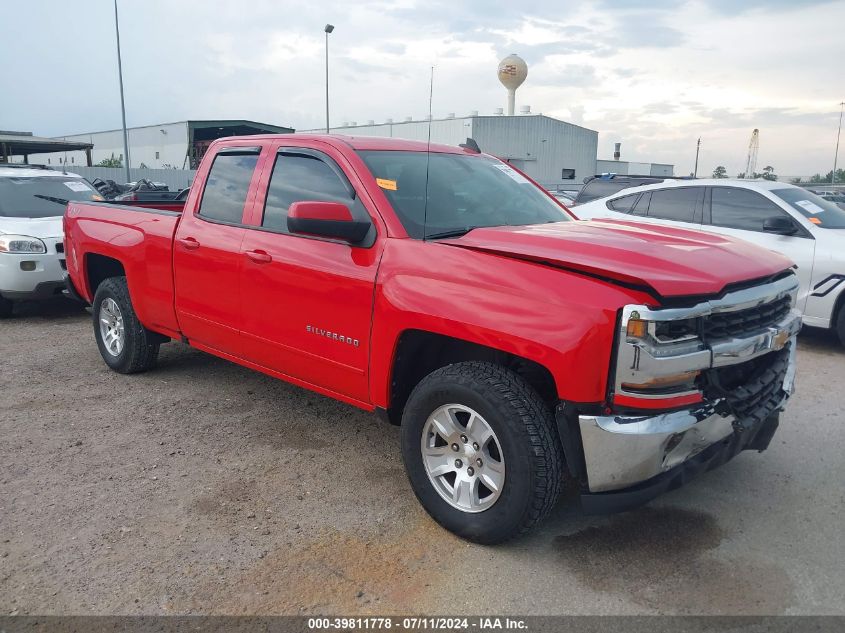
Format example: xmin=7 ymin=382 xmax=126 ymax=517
xmin=324 ymin=24 xmax=335 ymax=134
xmin=114 ymin=0 xmax=131 ymax=182
xmin=833 ymin=101 xmax=844 ymax=186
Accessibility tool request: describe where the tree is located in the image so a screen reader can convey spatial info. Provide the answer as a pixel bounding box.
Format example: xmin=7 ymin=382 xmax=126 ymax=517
xmin=761 ymin=166 xmax=777 ymax=181
xmin=810 ymin=169 xmax=845 ymax=183
xmin=712 ymin=165 xmax=728 ymax=179
xmin=94 ymin=153 xmax=122 ymax=168
xmin=737 ymin=171 xmax=746 ymax=179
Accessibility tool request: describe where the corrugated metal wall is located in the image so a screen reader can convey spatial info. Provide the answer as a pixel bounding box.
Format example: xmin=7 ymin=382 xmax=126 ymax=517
xmin=62 ymin=166 xmax=196 ymax=190
xmin=314 ymin=115 xmax=598 ymax=188
xmin=472 ymin=116 xmax=597 ymax=187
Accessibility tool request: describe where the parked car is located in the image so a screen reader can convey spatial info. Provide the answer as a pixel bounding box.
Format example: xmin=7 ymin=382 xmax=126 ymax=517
xmin=571 ymin=174 xmax=670 ymax=205
xmin=550 ymin=190 xmax=578 ymax=205
xmin=0 ymin=165 xmax=103 ymax=317
xmin=114 ymin=179 xmax=188 ymax=203
xmin=820 ymin=193 xmax=845 ymax=211
xmin=573 ymin=179 xmax=845 ymax=344
xmin=65 ymin=135 xmax=800 ymax=543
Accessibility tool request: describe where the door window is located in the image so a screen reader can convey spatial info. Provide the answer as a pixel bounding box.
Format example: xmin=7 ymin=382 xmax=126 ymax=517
xmin=198 ymin=152 xmax=259 ymax=224
xmin=646 ymin=187 xmax=701 ymax=222
xmin=262 ymin=151 xmax=366 ymax=233
xmin=710 ymin=187 xmax=791 ymax=231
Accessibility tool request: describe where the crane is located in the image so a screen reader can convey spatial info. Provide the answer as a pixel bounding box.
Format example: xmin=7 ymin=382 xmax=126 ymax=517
xmin=744 ymin=129 xmax=759 ymax=178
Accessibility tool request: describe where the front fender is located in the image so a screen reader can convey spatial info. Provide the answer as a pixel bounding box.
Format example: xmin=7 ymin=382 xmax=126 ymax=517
xmin=368 ymin=240 xmax=652 ymax=407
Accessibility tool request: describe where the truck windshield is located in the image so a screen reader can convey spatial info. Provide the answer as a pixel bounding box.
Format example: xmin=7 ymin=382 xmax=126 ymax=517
xmin=0 ymin=176 xmax=102 ymax=218
xmin=770 ymin=188 xmax=845 ymax=229
xmin=358 ymin=151 xmax=570 ymax=239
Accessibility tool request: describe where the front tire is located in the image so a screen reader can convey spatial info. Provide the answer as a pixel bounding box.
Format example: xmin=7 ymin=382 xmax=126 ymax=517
xmin=400 ymin=361 xmax=564 ymax=544
xmin=92 ymin=277 xmax=159 ymax=374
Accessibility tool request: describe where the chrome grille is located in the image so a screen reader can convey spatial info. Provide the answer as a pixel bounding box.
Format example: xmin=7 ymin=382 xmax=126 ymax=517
xmin=703 ymin=295 xmax=792 ymax=340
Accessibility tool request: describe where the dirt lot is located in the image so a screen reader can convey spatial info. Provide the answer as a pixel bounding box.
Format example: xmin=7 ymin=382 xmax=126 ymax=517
xmin=1 ymin=298 xmax=844 ymax=616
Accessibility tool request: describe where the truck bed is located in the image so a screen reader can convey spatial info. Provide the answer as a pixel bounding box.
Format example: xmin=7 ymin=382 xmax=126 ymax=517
xmin=64 ymin=201 xmax=182 ymax=338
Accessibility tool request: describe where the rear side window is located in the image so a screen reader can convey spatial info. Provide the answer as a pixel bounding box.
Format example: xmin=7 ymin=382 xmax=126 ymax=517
xmin=710 ymin=187 xmax=789 ymax=231
xmin=262 ymin=151 xmax=366 ymax=233
xmin=632 ymin=192 xmax=651 ymax=216
xmin=607 ymin=193 xmax=639 ymax=213
xmin=646 ymin=187 xmax=701 ymax=222
xmin=198 ymin=152 xmax=259 ymax=224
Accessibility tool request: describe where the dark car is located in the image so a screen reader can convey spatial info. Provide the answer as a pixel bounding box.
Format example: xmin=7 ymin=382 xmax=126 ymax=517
xmin=572 ymin=174 xmax=671 ymax=205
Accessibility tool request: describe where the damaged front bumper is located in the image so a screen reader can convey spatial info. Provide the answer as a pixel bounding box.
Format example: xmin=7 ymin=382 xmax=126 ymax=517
xmin=574 ymin=333 xmax=797 ymax=512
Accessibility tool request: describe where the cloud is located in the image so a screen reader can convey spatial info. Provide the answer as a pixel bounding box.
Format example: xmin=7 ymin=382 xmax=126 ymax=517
xmin=1 ymin=0 xmax=842 ymax=178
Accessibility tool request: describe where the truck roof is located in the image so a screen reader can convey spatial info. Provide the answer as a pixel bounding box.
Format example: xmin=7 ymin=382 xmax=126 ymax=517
xmin=211 ymin=133 xmax=474 ymax=155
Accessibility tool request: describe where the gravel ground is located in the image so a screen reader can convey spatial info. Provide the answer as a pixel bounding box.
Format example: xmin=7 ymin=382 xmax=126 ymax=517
xmin=1 ymin=298 xmax=844 ymax=616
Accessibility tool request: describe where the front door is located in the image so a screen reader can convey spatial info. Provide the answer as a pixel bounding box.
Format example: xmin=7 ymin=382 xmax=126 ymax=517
xmin=238 ymin=145 xmax=383 ymax=403
xmin=703 ymin=186 xmax=816 ymax=312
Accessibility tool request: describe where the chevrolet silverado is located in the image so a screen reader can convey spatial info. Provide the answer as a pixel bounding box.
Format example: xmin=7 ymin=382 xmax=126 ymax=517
xmin=64 ymin=134 xmax=801 ymax=543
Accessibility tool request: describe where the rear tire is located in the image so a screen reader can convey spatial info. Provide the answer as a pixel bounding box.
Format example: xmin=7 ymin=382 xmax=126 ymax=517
xmin=0 ymin=296 xmax=13 ymax=318
xmin=400 ymin=361 xmax=564 ymax=544
xmin=92 ymin=277 xmax=159 ymax=374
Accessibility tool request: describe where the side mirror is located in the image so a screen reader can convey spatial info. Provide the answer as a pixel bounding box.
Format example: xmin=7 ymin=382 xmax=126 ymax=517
xmin=287 ymin=201 xmax=371 ymax=244
xmin=762 ymin=216 xmax=798 ymax=235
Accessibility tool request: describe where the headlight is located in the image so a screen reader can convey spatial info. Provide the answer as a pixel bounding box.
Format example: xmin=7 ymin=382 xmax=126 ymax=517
xmin=0 ymin=235 xmax=48 ymax=254
xmin=615 ymin=307 xmax=710 ymax=406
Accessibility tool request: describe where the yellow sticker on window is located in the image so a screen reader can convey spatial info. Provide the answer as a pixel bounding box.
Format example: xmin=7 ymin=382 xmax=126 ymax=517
xmin=376 ymin=178 xmax=397 ymax=191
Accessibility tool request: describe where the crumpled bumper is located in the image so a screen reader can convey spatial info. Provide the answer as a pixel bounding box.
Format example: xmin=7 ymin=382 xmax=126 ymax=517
xmin=578 ymin=336 xmax=797 ymax=496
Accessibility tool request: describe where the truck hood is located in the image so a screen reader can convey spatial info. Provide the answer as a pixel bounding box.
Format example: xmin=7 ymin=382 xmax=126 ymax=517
xmin=0 ymin=215 xmax=63 ymax=239
xmin=446 ymin=220 xmax=794 ymax=298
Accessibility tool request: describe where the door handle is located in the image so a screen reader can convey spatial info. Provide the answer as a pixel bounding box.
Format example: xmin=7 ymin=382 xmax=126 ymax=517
xmin=245 ymin=249 xmax=272 ymax=264
xmin=177 ymin=237 xmax=200 ymax=250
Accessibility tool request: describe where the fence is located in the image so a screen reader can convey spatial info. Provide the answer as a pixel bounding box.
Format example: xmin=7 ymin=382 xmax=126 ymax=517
xmin=58 ymin=166 xmax=196 ymax=191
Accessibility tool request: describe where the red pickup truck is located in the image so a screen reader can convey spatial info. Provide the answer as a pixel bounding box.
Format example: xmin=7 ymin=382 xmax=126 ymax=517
xmin=65 ymin=134 xmax=801 ymax=543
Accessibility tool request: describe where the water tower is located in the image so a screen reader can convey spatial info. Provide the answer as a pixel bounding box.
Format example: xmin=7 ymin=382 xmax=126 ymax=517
xmin=497 ymin=54 xmax=528 ymax=116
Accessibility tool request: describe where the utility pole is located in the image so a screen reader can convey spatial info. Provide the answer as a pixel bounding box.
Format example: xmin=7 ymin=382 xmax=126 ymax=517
xmin=693 ymin=137 xmax=701 ymax=178
xmin=833 ymin=101 xmax=844 ymax=185
xmin=324 ymin=24 xmax=335 ymax=134
xmin=114 ymin=0 xmax=130 ymax=182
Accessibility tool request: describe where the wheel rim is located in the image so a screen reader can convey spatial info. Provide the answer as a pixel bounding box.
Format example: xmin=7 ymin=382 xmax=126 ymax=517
xmin=98 ymin=298 xmax=125 ymax=357
xmin=421 ymin=404 xmax=506 ymax=513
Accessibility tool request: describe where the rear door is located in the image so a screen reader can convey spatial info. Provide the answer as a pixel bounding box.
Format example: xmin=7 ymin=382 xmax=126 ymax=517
xmin=237 ymin=142 xmax=384 ymax=403
xmin=634 ymin=186 xmax=705 ymax=231
xmin=173 ymin=146 xmax=263 ymax=356
xmin=702 ymin=186 xmax=816 ymax=311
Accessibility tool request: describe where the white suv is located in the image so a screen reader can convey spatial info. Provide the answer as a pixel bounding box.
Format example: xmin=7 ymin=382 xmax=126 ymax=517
xmin=0 ymin=166 xmax=102 ymax=317
xmin=573 ymin=179 xmax=845 ymax=344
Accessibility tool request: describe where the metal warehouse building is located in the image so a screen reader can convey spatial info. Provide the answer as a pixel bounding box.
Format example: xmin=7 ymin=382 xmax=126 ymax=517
xmin=310 ymin=113 xmax=598 ymax=188
xmin=29 ymin=119 xmax=293 ymax=170
xmin=596 ymin=159 xmax=674 ymax=177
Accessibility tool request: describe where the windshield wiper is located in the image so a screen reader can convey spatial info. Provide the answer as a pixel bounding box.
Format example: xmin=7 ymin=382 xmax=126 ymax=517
xmin=33 ymin=194 xmax=70 ymax=206
xmin=425 ymin=227 xmax=481 ymax=240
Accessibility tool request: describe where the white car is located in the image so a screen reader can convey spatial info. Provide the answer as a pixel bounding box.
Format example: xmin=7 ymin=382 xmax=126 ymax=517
xmin=573 ymin=178 xmax=845 ymax=344
xmin=0 ymin=166 xmax=102 ymax=317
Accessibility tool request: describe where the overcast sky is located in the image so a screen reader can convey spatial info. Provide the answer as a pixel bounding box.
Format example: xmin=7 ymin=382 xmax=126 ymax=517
xmin=3 ymin=0 xmax=843 ymax=178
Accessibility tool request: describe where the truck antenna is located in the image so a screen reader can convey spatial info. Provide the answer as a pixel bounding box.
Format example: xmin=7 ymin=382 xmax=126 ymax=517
xmin=423 ymin=65 xmax=434 ymax=240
